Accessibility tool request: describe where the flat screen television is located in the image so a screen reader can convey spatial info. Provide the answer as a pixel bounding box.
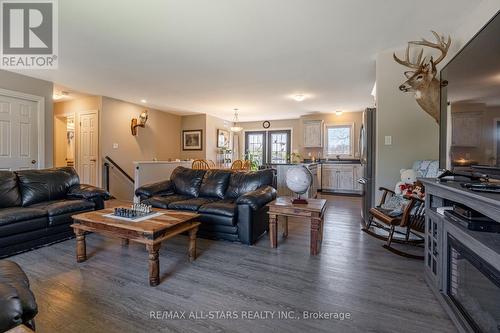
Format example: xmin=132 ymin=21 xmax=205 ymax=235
xmin=440 ymin=10 xmax=500 ymax=178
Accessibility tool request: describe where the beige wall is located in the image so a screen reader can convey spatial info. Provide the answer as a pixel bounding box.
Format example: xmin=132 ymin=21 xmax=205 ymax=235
xmin=101 ymin=97 xmax=182 ymax=199
xmin=179 ymin=113 xmax=234 ymax=162
xmin=180 ymin=114 xmax=206 ymax=160
xmin=0 ymin=70 xmax=54 ymax=167
xmin=53 ymin=115 xmax=67 ymax=167
xmin=205 ymin=114 xmax=231 ymax=162
xmin=54 ymin=96 xmax=100 ymax=116
xmin=375 ymin=49 xmax=440 ymax=196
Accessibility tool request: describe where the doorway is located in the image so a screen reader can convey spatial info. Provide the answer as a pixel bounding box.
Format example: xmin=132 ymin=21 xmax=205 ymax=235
xmin=54 ymin=114 xmax=75 ymax=168
xmin=53 ymin=109 xmax=99 ymax=186
xmin=0 ymin=89 xmax=45 ymax=170
xmin=244 ymin=129 xmax=291 ymax=165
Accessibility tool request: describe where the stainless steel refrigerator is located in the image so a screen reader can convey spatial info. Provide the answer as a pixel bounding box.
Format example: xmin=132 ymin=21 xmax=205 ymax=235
xmin=358 ymin=108 xmax=376 ymax=224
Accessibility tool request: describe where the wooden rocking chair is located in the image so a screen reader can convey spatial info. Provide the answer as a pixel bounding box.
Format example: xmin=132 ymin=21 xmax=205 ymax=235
xmin=362 ymin=187 xmax=425 ymax=259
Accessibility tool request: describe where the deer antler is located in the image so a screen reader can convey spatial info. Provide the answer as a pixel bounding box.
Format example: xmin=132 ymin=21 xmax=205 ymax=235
xmin=393 ymin=43 xmax=425 ymax=70
xmin=409 ymin=31 xmax=451 ymax=65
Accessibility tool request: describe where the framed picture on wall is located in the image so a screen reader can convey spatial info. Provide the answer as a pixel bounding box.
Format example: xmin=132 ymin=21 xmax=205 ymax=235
xmin=182 ymin=130 xmax=203 ymax=150
xmin=217 ymin=129 xmax=230 ymax=148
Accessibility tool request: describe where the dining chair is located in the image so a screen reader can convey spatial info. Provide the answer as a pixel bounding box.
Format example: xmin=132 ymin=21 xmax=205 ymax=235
xmin=192 ymin=159 xmax=210 ymax=170
xmin=231 ymin=160 xmax=243 ymax=170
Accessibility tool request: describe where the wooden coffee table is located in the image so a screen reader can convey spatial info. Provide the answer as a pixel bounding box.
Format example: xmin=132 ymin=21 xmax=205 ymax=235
xmin=267 ymin=197 xmax=327 ymax=255
xmin=71 ymin=207 xmax=200 ymax=286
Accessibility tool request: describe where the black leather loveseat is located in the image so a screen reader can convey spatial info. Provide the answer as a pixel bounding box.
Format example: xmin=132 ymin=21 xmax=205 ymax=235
xmin=135 ymin=167 xmax=276 ymax=245
xmin=0 ymin=260 xmax=37 ymax=332
xmin=0 ymin=167 xmax=110 ymax=257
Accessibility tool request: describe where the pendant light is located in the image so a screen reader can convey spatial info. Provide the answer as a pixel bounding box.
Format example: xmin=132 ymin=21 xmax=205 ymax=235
xmin=230 ymin=108 xmax=243 ymax=132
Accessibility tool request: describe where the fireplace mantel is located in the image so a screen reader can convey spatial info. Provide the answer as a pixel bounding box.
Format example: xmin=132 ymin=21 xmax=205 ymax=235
xmin=420 ymin=178 xmax=500 ymax=333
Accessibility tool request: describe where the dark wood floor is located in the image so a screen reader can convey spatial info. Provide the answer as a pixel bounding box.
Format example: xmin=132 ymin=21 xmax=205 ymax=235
xmin=10 ymin=195 xmax=456 ymax=333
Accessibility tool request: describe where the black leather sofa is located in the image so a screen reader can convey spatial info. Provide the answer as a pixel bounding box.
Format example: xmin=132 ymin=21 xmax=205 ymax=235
xmin=0 ymin=167 xmax=110 ymax=258
xmin=135 ymin=167 xmax=277 ymax=245
xmin=0 ymin=260 xmax=37 ymax=332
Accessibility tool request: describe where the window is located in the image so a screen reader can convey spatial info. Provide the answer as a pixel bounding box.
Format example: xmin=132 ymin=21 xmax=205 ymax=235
xmin=245 ymin=130 xmax=291 ymax=165
xmin=245 ymin=131 xmax=266 ymax=166
xmin=325 ymin=124 xmax=353 ymax=157
xmin=269 ymin=131 xmax=290 ymax=164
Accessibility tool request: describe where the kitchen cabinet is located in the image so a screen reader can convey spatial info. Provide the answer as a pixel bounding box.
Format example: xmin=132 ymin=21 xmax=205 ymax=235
xmin=451 ymin=112 xmax=482 ymax=147
xmin=322 ymin=163 xmax=363 ymax=194
xmin=303 ymin=120 xmax=323 ymax=148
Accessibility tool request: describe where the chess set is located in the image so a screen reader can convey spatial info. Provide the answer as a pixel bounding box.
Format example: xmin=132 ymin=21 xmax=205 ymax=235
xmin=104 ymin=203 xmax=163 ymax=222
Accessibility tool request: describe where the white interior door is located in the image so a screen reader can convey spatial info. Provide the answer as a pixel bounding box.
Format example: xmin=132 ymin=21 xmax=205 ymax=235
xmin=0 ymin=95 xmax=39 ymax=170
xmin=79 ymin=111 xmax=98 ymax=186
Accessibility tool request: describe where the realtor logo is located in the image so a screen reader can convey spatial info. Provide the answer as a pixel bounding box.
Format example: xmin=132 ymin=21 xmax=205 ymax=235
xmin=0 ymin=0 xmax=58 ymax=68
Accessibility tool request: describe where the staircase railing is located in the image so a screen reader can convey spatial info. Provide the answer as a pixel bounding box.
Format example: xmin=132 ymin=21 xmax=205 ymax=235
xmin=103 ymin=156 xmax=134 ymax=192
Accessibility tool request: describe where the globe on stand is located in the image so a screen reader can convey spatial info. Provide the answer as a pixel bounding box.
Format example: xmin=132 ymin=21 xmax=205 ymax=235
xmin=285 ymin=165 xmax=313 ymax=204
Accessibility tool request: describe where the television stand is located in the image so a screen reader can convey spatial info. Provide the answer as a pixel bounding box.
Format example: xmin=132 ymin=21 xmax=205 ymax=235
xmin=461 ymin=182 xmax=500 ymax=193
xmin=420 ymin=178 xmax=500 ymax=333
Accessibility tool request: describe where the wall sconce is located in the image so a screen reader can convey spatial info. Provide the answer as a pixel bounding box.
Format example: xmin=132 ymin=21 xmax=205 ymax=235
xmin=131 ymin=110 xmax=149 ymax=136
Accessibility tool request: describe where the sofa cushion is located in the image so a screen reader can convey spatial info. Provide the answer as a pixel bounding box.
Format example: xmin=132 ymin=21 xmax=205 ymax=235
xmin=199 ymin=213 xmax=236 ymax=227
xmin=16 ymin=167 xmax=80 ymax=206
xmin=0 ymin=171 xmax=21 ymax=208
xmin=198 ymin=221 xmax=238 ymax=233
xmin=0 ymin=207 xmax=47 ymax=226
xmin=30 ymin=199 xmax=95 ymax=217
xmin=170 ymin=166 xmax=206 ymax=197
xmin=0 ymin=218 xmax=47 ymax=238
xmin=168 ymin=197 xmax=217 ymax=211
xmin=199 ymin=170 xmax=232 ymax=199
xmin=198 ymin=199 xmax=237 ymax=217
xmin=143 ymin=194 xmax=191 ymax=209
xmin=225 ymin=169 xmax=274 ymax=199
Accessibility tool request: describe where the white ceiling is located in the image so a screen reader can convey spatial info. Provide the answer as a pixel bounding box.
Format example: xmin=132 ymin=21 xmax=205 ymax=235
xmin=18 ymin=0 xmax=481 ymax=121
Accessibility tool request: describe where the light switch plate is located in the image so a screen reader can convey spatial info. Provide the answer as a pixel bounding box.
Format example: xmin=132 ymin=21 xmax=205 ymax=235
xmin=384 ymin=136 xmax=392 ymax=145
xmin=113 ymin=143 xmax=119 ymax=149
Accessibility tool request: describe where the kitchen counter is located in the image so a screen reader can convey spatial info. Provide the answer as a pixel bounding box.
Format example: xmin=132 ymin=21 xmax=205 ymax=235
xmin=266 ymin=162 xmax=319 ymax=166
xmin=302 ymin=159 xmax=361 ymax=164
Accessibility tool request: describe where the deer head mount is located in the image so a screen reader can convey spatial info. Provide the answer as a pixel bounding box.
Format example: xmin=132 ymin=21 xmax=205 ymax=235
xmin=393 ymin=31 xmax=451 ymax=124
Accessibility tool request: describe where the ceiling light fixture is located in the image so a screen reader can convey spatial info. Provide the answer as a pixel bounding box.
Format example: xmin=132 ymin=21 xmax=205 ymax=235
xmin=140 ymin=99 xmax=147 ymax=103
xmin=335 ymin=110 xmax=343 ymax=116
xmin=230 ymin=108 xmax=243 ymax=132
xmin=292 ymin=94 xmax=306 ymax=102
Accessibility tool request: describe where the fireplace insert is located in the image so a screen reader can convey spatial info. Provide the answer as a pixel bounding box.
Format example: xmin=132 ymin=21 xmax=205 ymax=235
xmin=447 ymin=235 xmax=500 ymax=332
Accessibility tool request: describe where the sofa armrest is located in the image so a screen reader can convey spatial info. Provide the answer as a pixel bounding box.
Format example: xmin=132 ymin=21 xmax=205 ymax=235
xmin=68 ymin=184 xmax=111 ymax=200
xmin=135 ymin=180 xmax=174 ymax=199
xmin=0 ymin=283 xmax=24 ymax=332
xmin=236 ymin=186 xmax=277 ymax=211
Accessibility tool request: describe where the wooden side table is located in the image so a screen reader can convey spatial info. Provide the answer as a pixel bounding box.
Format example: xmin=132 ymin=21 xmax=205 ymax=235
xmin=6 ymin=325 xmax=35 ymax=333
xmin=267 ymin=197 xmax=327 ymax=255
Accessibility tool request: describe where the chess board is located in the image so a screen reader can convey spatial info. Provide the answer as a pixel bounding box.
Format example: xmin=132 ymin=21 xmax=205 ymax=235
xmin=103 ymin=211 xmax=165 ymax=222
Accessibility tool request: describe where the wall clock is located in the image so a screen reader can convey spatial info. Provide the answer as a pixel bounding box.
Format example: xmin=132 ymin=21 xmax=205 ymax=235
xmin=262 ymin=121 xmax=270 ymax=129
